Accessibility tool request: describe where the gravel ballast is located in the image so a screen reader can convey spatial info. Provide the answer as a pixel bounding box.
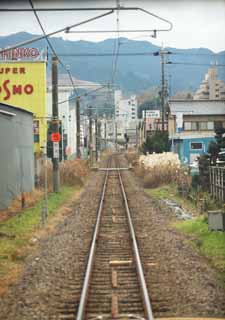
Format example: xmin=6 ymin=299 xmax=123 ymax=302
xmin=0 ymin=155 xmax=225 ymax=319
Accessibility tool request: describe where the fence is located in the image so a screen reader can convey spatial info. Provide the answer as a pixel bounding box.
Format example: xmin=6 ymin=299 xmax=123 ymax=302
xmin=209 ymin=166 xmax=225 ymax=203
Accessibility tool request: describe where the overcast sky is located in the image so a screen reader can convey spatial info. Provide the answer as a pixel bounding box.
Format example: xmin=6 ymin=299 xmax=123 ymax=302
xmin=0 ymin=0 xmax=225 ymax=53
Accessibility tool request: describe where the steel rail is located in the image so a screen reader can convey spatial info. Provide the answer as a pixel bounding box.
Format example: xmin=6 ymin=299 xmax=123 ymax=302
xmin=117 ymin=165 xmax=154 ymax=320
xmin=76 ymin=158 xmax=111 ymax=320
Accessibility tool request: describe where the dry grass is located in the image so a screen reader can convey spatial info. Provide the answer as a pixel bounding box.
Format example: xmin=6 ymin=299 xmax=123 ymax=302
xmin=134 ymin=162 xmax=190 ymax=189
xmin=0 ymin=159 xmax=89 ymax=220
xmin=0 ymin=190 xmax=43 ymax=223
xmin=39 ymin=159 xmax=89 ymax=191
xmin=143 ymin=165 xmax=181 ymax=188
xmin=125 ymin=151 xmax=139 ymax=165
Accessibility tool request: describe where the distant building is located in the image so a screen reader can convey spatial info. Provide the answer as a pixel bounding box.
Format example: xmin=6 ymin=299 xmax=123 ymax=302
xmin=194 ymin=67 xmax=225 ymax=100
xmin=168 ymin=99 xmax=225 ymax=164
xmin=0 ymin=103 xmax=34 ymax=209
xmin=47 ymin=74 xmax=101 ymax=158
xmin=114 ymin=90 xmax=138 ymax=142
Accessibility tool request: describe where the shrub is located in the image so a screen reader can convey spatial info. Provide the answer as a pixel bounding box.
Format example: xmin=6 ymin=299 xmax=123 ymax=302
xmin=39 ymin=159 xmax=89 ymax=191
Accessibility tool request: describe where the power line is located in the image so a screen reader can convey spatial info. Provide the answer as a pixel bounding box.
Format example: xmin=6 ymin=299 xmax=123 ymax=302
xmin=58 ymin=84 xmax=110 ymax=105
xmin=167 ymin=61 xmax=225 ymax=67
xmin=46 ymin=51 xmax=225 ymax=57
xmin=28 ymin=0 xmax=79 ymax=96
xmin=0 ymin=10 xmax=115 ymax=55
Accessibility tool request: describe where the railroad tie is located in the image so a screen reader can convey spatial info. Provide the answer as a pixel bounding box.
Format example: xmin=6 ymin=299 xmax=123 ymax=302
xmin=109 ymin=260 xmax=133 ymax=266
xmin=112 ymin=269 xmax=118 ymax=288
xmin=111 ymin=294 xmax=119 ymax=318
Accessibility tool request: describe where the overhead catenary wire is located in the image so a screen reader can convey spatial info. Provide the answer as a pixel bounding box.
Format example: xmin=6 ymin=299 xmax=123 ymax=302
xmin=58 ymin=84 xmax=110 ymax=105
xmin=28 ymin=0 xmax=79 ymax=96
xmin=0 ymin=5 xmax=173 ymax=31
xmin=0 ymin=10 xmax=115 ymax=55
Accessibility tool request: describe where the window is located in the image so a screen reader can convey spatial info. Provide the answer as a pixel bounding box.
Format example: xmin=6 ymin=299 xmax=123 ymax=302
xmin=184 ymin=122 xmax=191 ymax=130
xmin=199 ymin=122 xmax=207 ymax=130
xmin=190 ymin=142 xmax=203 ymax=150
xmin=214 ymin=121 xmax=223 ymax=129
xmin=184 ymin=122 xmax=197 ymax=131
xmin=208 ymin=122 xmax=214 ymax=130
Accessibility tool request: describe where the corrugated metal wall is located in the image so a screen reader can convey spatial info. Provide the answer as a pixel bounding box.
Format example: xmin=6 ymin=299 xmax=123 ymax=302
xmin=0 ymin=104 xmax=34 ymax=209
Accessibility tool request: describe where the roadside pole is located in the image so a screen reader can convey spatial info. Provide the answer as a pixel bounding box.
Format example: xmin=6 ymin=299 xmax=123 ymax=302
xmin=115 ymin=121 xmax=117 ymax=151
xmin=104 ymin=119 xmax=107 ymax=150
xmin=41 ymin=143 xmax=48 ymax=224
xmin=160 ymin=49 xmax=167 ymax=131
xmin=88 ymin=107 xmax=93 ymax=167
xmin=97 ymin=119 xmax=101 ymax=161
xmin=95 ymin=117 xmax=98 ymax=162
xmin=76 ymin=98 xmax=81 ymax=158
xmin=52 ymin=56 xmax=60 ymax=192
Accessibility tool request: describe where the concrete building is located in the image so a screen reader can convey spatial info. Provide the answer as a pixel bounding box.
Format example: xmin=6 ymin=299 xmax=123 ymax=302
xmin=168 ymin=99 xmax=225 ymax=164
xmin=114 ymin=90 xmax=138 ymax=142
xmin=194 ymin=67 xmax=225 ymax=100
xmin=47 ymin=74 xmax=101 ymax=158
xmin=0 ymin=103 xmax=34 ymax=209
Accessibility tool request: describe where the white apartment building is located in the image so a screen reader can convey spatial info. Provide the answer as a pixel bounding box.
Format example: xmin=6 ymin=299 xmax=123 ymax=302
xmin=114 ymin=90 xmax=138 ymax=141
xmin=194 ymin=67 xmax=225 ymax=100
xmin=47 ymin=74 xmax=101 ymax=158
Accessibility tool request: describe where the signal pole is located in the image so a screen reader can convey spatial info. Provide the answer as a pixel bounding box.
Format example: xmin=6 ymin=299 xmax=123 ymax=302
xmin=76 ymin=98 xmax=81 ymax=158
xmin=52 ymin=56 xmax=60 ymax=192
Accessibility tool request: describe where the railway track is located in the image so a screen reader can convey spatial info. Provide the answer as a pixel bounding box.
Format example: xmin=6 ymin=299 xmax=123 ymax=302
xmin=76 ymin=155 xmax=153 ymax=320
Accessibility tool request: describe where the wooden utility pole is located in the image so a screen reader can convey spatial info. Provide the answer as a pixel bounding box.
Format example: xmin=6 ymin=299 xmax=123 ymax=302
xmin=52 ymin=56 xmax=60 ymax=192
xmin=76 ymin=98 xmax=81 ymax=158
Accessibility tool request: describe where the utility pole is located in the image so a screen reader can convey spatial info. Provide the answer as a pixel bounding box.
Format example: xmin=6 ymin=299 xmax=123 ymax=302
xmin=97 ymin=120 xmax=101 ymax=160
xmin=160 ymin=49 xmax=165 ymax=131
xmin=76 ymin=98 xmax=81 ymax=158
xmin=115 ymin=121 xmax=117 ymax=151
xmin=104 ymin=119 xmax=107 ymax=150
xmin=144 ymin=109 xmax=147 ymax=140
xmin=160 ymin=49 xmax=170 ymax=131
xmin=88 ymin=107 xmax=93 ymax=167
xmin=52 ymin=56 xmax=60 ymax=192
xmin=95 ymin=117 xmax=98 ymax=162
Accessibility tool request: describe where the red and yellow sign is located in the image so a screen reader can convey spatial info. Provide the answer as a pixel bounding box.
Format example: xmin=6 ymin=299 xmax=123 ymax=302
xmin=0 ymin=61 xmax=47 ymax=152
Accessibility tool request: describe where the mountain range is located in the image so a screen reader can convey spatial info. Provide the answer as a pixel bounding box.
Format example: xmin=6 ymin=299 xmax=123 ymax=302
xmin=0 ymin=32 xmax=225 ymax=95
